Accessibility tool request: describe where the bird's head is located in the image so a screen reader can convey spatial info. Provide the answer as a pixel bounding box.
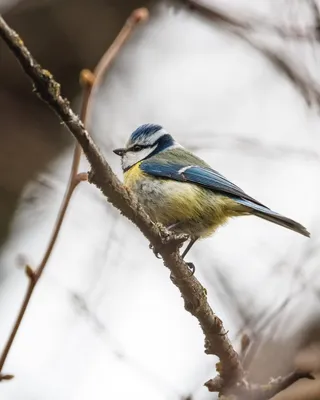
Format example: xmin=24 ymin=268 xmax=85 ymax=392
xmin=113 ymin=124 xmax=179 ymax=171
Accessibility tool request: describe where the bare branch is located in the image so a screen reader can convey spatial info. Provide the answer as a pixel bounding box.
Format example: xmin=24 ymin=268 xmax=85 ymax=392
xmin=0 ymin=12 xmax=244 ymax=392
xmin=0 ymin=8 xmax=148 ymax=380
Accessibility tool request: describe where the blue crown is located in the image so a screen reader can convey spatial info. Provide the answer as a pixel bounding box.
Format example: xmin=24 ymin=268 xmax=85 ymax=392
xmin=130 ymin=124 xmax=163 ymax=142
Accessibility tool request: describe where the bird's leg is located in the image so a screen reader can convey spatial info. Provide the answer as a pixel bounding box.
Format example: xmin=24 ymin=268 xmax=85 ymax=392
xmin=182 ymin=238 xmax=198 ymax=276
xmin=152 ymin=223 xmax=197 ymax=275
xmin=182 ymin=238 xmax=197 ymax=258
xmin=166 ymin=221 xmax=182 ymax=231
xmin=150 ymin=221 xmax=186 ymax=258
xmin=170 ymin=239 xmax=197 ymax=282
xmin=167 ymin=224 xmax=198 ymax=275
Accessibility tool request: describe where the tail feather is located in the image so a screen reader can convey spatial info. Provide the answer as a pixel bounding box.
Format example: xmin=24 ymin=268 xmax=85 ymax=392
xmin=253 ymin=210 xmax=310 ymax=238
xmin=235 ymin=198 xmax=310 ymax=238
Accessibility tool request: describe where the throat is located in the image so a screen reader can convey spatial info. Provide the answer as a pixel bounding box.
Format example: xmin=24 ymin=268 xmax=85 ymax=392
xmin=123 ymin=161 xmax=143 ymax=180
xmin=123 ymin=162 xmax=144 ymax=185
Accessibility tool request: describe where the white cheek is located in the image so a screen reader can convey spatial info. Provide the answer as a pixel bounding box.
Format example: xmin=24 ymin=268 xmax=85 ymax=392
xmin=122 ymin=146 xmax=157 ymax=170
xmin=122 ymin=152 xmax=138 ymax=170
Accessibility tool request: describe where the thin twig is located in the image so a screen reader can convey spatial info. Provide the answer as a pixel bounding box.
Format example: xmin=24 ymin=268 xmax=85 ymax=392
xmin=308 ymin=0 xmax=320 ymax=34
xmin=185 ymin=0 xmax=320 ymax=107
xmin=0 ymin=12 xmax=244 ymax=393
xmin=0 ymin=8 xmax=147 ymax=380
xmin=185 ymin=0 xmax=318 ymax=40
xmin=89 ymin=8 xmax=149 ymax=91
xmin=237 ymin=371 xmax=313 ymax=400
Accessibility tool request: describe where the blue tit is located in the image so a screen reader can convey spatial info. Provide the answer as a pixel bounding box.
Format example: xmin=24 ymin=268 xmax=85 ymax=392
xmin=113 ymin=124 xmax=310 ymax=257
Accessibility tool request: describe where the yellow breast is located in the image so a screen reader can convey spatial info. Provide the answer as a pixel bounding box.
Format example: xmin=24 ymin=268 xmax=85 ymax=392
xmin=123 ymin=162 xmax=145 ymax=188
xmin=123 ymin=162 xmax=247 ymax=238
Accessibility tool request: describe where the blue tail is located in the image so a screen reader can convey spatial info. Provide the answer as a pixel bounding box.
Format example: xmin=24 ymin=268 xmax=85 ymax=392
xmin=235 ymin=198 xmax=310 ymax=238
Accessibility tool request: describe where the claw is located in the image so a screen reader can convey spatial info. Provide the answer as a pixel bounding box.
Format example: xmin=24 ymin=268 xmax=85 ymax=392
xmin=149 ymin=243 xmax=162 ymax=259
xmin=154 ymin=251 xmax=161 ymax=259
xmin=186 ymin=262 xmax=196 ymax=276
xmin=170 ymin=262 xmax=196 ymax=284
xmin=170 ymin=272 xmax=177 ymax=284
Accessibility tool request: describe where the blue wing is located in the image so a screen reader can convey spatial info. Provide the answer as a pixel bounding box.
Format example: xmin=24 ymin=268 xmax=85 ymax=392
xmin=140 ymin=161 xmax=267 ymax=208
xmin=140 ymin=160 xmax=310 ymax=237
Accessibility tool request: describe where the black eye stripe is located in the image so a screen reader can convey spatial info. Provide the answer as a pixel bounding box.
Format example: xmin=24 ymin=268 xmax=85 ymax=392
xmin=129 ymin=144 xmax=150 ymax=152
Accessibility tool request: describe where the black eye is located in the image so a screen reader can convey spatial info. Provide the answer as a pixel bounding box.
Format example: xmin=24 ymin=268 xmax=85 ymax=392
xmin=132 ymin=145 xmax=143 ymax=152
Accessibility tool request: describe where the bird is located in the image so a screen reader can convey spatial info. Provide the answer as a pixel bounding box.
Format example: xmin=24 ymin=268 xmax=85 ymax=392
xmin=113 ymin=124 xmax=310 ymax=258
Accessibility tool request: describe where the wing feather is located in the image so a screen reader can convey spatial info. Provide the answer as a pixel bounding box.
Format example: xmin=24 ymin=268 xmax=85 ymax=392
xmin=140 ymin=161 xmax=267 ymax=208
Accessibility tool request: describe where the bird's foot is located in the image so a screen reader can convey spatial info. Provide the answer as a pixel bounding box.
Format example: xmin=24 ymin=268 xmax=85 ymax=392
xmin=149 ymin=223 xmax=189 ymax=259
xmin=149 ymin=243 xmax=162 ymax=259
xmin=170 ymin=262 xmax=196 ymax=284
xmin=149 ymin=235 xmax=188 ymax=258
xmin=186 ymin=262 xmax=196 ymax=276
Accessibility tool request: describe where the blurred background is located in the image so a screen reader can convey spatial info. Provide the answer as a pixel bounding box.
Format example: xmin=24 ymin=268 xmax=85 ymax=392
xmin=1 ymin=0 xmax=320 ymax=399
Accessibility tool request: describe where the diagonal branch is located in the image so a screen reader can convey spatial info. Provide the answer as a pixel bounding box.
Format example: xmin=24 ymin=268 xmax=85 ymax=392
xmin=0 ymin=13 xmax=243 ymax=393
xmin=0 ymin=8 xmax=149 ymax=380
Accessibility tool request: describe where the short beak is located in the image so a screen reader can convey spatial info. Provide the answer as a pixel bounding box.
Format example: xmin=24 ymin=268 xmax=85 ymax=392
xmin=113 ymin=148 xmax=125 ymax=157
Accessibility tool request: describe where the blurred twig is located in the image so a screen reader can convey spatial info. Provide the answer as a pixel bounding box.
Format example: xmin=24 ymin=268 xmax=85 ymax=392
xmin=206 ymin=370 xmax=314 ymax=399
xmin=308 ymin=0 xmax=320 ymax=32
xmin=240 ymin=334 xmax=251 ymax=361
xmin=185 ymin=0 xmax=319 ymax=39
xmin=0 ymin=8 xmax=147 ymax=381
xmin=185 ymin=0 xmax=320 ymax=107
